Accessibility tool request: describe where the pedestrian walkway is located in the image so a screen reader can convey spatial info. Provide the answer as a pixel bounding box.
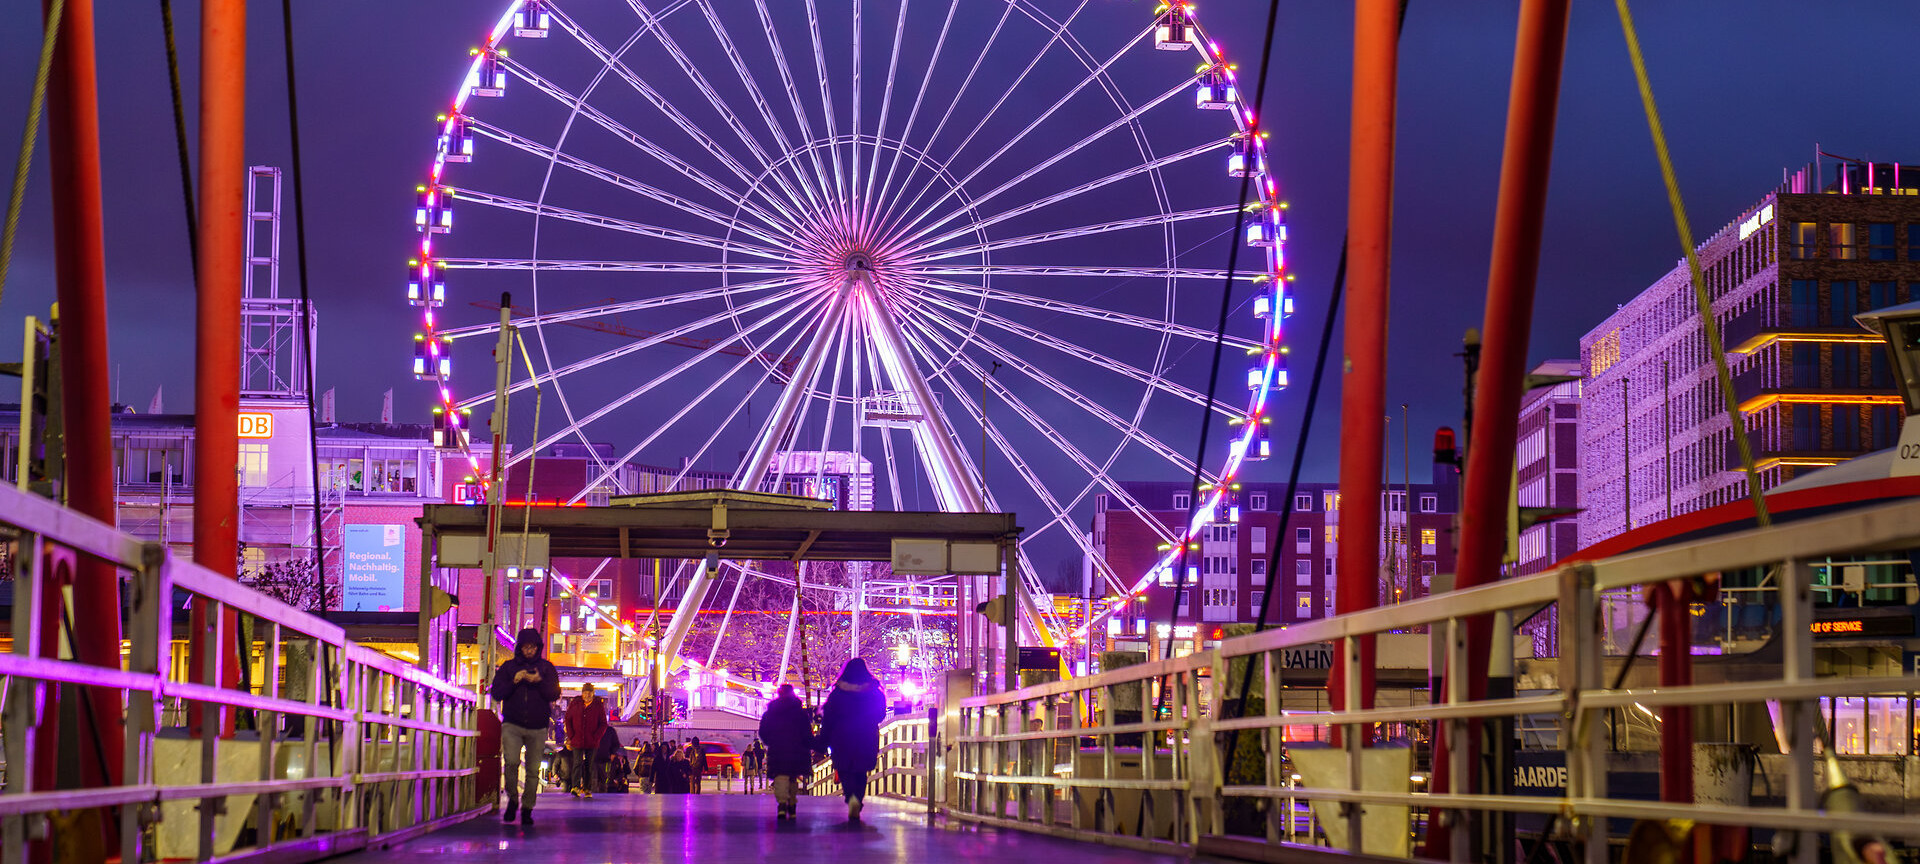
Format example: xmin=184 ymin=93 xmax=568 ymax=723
xmin=329 ymin=792 xmax=1196 ymax=864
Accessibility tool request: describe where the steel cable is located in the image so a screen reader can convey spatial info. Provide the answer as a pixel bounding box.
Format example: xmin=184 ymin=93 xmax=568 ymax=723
xmin=0 ymin=0 xmax=67 ymax=308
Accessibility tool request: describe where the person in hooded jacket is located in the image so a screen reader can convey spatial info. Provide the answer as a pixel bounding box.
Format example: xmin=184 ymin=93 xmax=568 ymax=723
xmin=818 ymin=658 xmax=887 ymax=820
xmin=758 ymin=684 xmax=814 ymax=820
xmin=489 ymin=628 xmax=561 ymax=825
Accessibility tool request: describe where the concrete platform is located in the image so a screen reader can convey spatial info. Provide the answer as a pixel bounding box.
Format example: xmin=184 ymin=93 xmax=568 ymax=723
xmin=331 ymin=792 xmax=1202 ymax=864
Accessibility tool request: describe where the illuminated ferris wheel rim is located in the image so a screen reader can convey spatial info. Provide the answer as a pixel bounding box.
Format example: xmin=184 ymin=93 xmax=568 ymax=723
xmin=410 ymin=0 xmax=1293 ymax=645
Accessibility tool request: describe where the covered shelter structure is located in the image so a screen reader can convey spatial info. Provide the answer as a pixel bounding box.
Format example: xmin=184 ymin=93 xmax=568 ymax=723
xmin=414 ymin=490 xmax=1024 ymax=692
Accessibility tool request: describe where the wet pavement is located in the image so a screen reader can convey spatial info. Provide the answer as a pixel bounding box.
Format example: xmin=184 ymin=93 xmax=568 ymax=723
xmin=334 ymin=791 xmax=1203 ymax=864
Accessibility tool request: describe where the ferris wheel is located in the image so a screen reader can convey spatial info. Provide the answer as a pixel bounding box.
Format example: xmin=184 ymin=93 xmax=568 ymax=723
xmin=410 ymin=0 xmax=1291 ymax=653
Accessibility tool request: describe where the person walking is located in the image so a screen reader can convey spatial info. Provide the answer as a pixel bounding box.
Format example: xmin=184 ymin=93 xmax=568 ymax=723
xmin=489 ymin=628 xmax=561 ymax=826
xmin=758 ymin=685 xmax=813 ymax=820
xmin=636 ymin=741 xmax=657 ymax=794
xmin=564 ymin=683 xmax=610 ymax=798
xmin=818 ymin=659 xmax=887 ymax=821
xmin=660 ymin=747 xmax=693 ymax=794
xmin=688 ymin=738 xmax=710 ymax=794
xmin=744 ymin=738 xmax=766 ymax=792
xmin=593 ymin=724 xmax=622 ymax=794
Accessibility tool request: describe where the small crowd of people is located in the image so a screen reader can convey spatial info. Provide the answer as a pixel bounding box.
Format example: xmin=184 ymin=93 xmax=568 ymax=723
xmin=490 ymin=626 xmax=888 ymax=826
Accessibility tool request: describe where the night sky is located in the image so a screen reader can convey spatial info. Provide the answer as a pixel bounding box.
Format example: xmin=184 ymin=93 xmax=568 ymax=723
xmin=2 ymin=0 xmax=1916 ymax=494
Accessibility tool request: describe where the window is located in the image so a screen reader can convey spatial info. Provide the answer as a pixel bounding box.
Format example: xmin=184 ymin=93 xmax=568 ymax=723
xmin=1421 ymin=561 xmax=1437 ymax=578
xmin=1871 ymin=406 xmax=1902 ymax=448
xmin=1250 ymin=492 xmax=1268 ymax=511
xmin=1324 ymin=525 xmax=1337 ymax=543
xmin=1251 ymin=527 xmax=1266 ymax=548
xmin=1790 ymin=343 xmax=1819 ymax=388
xmin=1297 ymin=596 xmax=1311 ymax=611
xmin=1251 ymin=590 xmax=1264 ymax=611
xmin=1830 ymin=222 xmax=1858 ymax=260
xmin=1870 ymin=281 xmax=1897 ymax=312
xmin=1867 ymin=223 xmax=1897 ymax=260
xmin=1421 ymin=528 xmax=1437 ymax=548
xmin=1251 ymin=559 xmax=1267 ymax=582
xmin=1294 ymin=493 xmax=1313 ymax=512
xmin=592 ymin=578 xmax=612 ymax=598
xmin=1295 ymin=559 xmax=1312 ymax=579
xmin=1790 ymin=222 xmax=1817 ymax=259
xmin=1791 ymin=404 xmax=1820 ymax=451
xmin=1323 ymin=492 xmax=1340 ymax=511
xmin=1788 ymin=280 xmax=1819 ymax=326
xmin=1172 ymin=492 xmax=1190 ymax=511
xmin=1834 ymin=343 xmax=1862 ymax=387
xmin=1834 ymin=406 xmax=1862 ymax=451
xmin=1910 ymin=224 xmax=1920 ymax=260
xmin=238 ymin=443 xmax=270 ymax=487
xmin=1295 ymin=526 xmax=1311 ymax=544
xmin=1420 ymin=494 xmax=1437 ymax=513
xmin=1326 ymin=558 xmax=1336 ymax=577
xmin=1829 ymin=280 xmax=1860 ymax=327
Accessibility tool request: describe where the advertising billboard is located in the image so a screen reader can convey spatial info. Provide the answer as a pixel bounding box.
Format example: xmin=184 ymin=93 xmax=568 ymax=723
xmin=343 ymin=524 xmax=406 ymax=611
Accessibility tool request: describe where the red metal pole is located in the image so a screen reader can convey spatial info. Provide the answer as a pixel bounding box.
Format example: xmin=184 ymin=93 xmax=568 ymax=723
xmin=191 ymin=0 xmax=246 ymax=729
xmin=1428 ymin=0 xmax=1570 ymax=848
xmin=1655 ymin=586 xmax=1694 ymax=803
xmin=1330 ymin=0 xmax=1400 ymax=741
xmin=43 ymin=0 xmax=126 ymax=790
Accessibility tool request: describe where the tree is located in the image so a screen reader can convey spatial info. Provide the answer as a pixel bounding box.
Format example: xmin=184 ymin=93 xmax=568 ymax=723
xmin=239 ymin=556 xmax=339 ymax=611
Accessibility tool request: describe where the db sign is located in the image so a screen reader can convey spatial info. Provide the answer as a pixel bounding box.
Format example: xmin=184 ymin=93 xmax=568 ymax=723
xmin=238 ymin=412 xmax=274 ymax=439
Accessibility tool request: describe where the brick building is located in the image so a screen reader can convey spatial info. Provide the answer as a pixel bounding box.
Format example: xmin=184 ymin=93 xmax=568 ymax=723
xmin=1090 ymin=471 xmax=1459 ymax=649
xmin=1579 ymin=159 xmax=1919 ymax=545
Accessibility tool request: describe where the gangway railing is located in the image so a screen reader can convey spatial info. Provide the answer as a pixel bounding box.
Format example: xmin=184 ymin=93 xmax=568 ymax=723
xmin=0 ymin=482 xmax=482 ymax=864
xmin=945 ymin=497 xmax=1920 ymax=863
xmin=810 ymin=715 xmax=932 ymax=805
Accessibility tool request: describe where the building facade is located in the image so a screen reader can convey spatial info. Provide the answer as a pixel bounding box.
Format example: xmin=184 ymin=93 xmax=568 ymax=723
xmin=1515 ymin=359 xmax=1582 ymax=576
xmin=1579 ymin=160 xmax=1919 ymax=545
xmin=1090 ymin=471 xmax=1459 ymax=650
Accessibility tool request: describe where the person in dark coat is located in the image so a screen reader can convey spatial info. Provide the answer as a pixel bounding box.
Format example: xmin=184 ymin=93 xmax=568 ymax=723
xmin=819 ymin=658 xmax=887 ymax=820
xmin=758 ymin=685 xmax=814 ymax=820
xmin=660 ymin=748 xmax=693 ymax=794
xmin=564 ymin=684 xmax=610 ymax=798
xmin=488 ymin=628 xmax=561 ymax=826
xmin=593 ymin=725 xmax=621 ymax=793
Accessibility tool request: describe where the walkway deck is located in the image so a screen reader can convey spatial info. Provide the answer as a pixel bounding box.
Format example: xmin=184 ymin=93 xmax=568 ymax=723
xmin=331 ymin=793 xmax=1196 ymax=864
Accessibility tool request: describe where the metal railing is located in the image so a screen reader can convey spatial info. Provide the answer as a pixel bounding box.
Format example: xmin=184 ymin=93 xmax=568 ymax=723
xmin=0 ymin=482 xmax=483 ymax=863
xmin=948 ymin=498 xmax=1920 ymax=862
xmin=810 ymin=715 xmax=932 ymax=804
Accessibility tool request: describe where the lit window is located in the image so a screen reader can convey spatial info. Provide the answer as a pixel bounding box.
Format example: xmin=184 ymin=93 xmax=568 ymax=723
xmin=1296 ymin=596 xmax=1311 ymax=610
xmin=1790 ymin=222 xmax=1817 ymax=259
xmin=1421 ymin=528 xmax=1437 ymax=547
xmin=238 ymin=443 xmax=270 ymax=487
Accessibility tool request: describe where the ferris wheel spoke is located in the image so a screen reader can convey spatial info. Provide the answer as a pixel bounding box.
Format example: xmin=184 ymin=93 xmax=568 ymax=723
xmin=449 ymin=157 xmax=788 ymax=257
xmin=553 ymin=292 xmax=837 ymax=498
xmin=547 ymin=3 xmax=812 ymax=218
xmin=520 ymin=290 xmax=827 ymax=473
xmin=439 ymin=276 xmax=802 ymax=340
xmin=621 ymin=0 xmax=824 ymax=216
xmin=442 ymin=258 xmax=808 ymax=276
xmin=749 ymin=0 xmax=839 ymax=219
xmin=867 ymin=0 xmax=956 ymax=225
xmin=935 ymin=1 xmax=1100 ymax=191
xmin=489 ymin=59 xmax=803 ymax=234
xmin=902 ymin=264 xmax=1247 ymax=282
xmin=801 ymin=0 xmax=849 ymax=207
xmin=859 ymin=0 xmax=912 ymax=229
xmin=913 ymin=278 xmax=1255 ymax=351
xmin=908 ymin=205 xmax=1239 ymax=263
xmin=688 ymin=0 xmax=833 ymax=212
xmin=905 ymin=282 xmax=1244 ymax=418
xmin=895 ymin=316 xmax=1167 ymax=595
xmin=886 ymin=82 xmax=1202 ymax=254
xmin=927 ymin=358 xmax=1138 ymax=598
xmin=896 ymin=296 xmax=1210 ymax=482
xmin=901 ymin=314 xmax=1185 ymax=559
xmin=458 ymin=284 xmax=811 ymax=411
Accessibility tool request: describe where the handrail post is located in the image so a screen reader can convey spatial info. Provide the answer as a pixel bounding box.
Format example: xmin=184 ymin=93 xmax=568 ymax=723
xmin=1558 ymin=563 xmax=1605 ymax=864
xmin=1778 ymin=559 xmax=1816 ymax=864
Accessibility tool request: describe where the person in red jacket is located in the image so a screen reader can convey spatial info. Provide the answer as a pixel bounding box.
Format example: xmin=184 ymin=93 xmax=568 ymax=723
xmin=564 ymin=683 xmax=610 ymax=798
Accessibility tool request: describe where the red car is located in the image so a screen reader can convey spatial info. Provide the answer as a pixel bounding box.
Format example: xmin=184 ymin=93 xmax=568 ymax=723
xmin=696 ymin=741 xmax=741 ymax=777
